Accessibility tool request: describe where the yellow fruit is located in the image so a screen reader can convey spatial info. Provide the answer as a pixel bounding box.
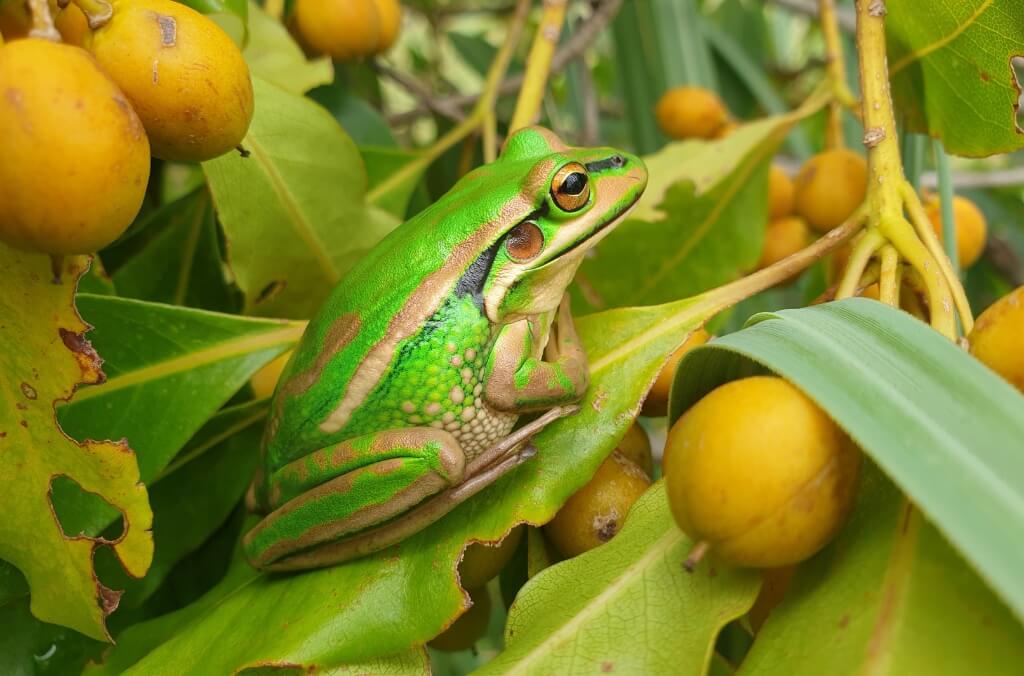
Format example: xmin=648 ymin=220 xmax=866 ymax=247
xmin=768 ymin=166 xmax=795 ymax=220
xmin=794 ymin=149 xmax=867 ymax=232
xmin=969 ymin=285 xmax=1024 ymax=392
xmin=858 ymin=283 xmax=880 ymax=301
xmin=88 ymin=0 xmax=254 ymax=161
xmin=758 ymin=216 xmax=810 ymax=270
xmin=925 ymin=195 xmax=987 ymax=268
xmin=458 ymin=525 xmax=523 ymax=590
xmin=0 ymin=39 xmax=149 ymax=254
xmin=0 ymin=0 xmax=31 ymax=40
xmin=429 ymin=587 xmax=492 ymax=652
xmin=664 ymin=376 xmax=861 ymax=568
xmin=655 ymin=86 xmax=729 ymax=140
xmin=292 ymin=0 xmax=383 ymax=61
xmin=373 ymin=0 xmax=401 ymax=51
xmin=643 ymin=328 xmax=711 ymax=417
xmin=251 ymin=350 xmax=293 ymax=400
xmin=615 ymin=424 xmax=653 ymax=477
xmin=55 ymin=3 xmax=90 ymax=46
xmin=544 ymin=451 xmax=651 ymax=558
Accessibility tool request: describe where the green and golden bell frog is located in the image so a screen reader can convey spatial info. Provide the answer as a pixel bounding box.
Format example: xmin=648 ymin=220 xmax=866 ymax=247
xmin=243 ymin=127 xmax=648 ymax=571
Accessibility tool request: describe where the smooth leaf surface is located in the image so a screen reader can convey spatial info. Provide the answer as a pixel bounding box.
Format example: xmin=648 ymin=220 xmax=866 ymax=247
xmin=205 ymin=78 xmax=399 ymax=318
xmin=92 ymin=294 xmax=720 ymax=673
xmin=112 ymin=189 xmax=239 ymax=312
xmin=480 ymin=483 xmax=760 ymax=675
xmin=58 ymin=295 xmax=302 ymax=485
xmin=0 ymin=248 xmax=152 ymax=640
xmin=575 ymin=93 xmax=826 ymax=311
xmin=887 ymin=0 xmax=1024 ymax=157
xmin=670 ymin=299 xmax=1024 ymax=620
xmin=739 ymin=463 xmax=1024 ymax=675
xmin=242 ymin=2 xmax=333 ymax=95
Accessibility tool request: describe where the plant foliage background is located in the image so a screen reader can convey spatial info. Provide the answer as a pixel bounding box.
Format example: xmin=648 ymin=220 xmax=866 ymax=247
xmin=2 ymin=0 xmax=1024 ymax=674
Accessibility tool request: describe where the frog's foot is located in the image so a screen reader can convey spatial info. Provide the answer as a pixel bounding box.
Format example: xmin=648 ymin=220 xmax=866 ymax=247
xmin=243 ymin=428 xmax=466 ymax=571
xmin=257 ymin=404 xmax=578 ymax=572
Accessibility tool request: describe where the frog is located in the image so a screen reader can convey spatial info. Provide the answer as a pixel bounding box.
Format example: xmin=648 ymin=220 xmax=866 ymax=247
xmin=243 ymin=126 xmax=647 ymax=572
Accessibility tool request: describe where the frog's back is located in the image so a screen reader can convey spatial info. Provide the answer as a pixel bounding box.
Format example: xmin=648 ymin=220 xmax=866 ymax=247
xmin=263 ymin=160 xmax=537 ymax=469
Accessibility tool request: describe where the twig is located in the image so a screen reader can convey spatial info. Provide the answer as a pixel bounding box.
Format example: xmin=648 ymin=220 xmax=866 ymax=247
xmin=510 ymin=0 xmax=569 ymax=130
xmin=387 ymin=0 xmax=624 ymax=126
xmin=767 ymin=0 xmax=855 ymax=31
xmin=920 ymin=166 xmax=1024 ymax=190
xmin=374 ymin=61 xmax=467 ymax=123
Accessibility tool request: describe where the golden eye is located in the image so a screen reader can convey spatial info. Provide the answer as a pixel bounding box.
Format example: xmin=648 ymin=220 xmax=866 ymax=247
xmin=506 ymin=222 xmax=544 ymax=262
xmin=551 ymin=162 xmax=590 ymax=212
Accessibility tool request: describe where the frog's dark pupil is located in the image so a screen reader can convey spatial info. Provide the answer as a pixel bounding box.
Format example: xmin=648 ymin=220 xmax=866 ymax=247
xmin=560 ymin=172 xmax=587 ymax=195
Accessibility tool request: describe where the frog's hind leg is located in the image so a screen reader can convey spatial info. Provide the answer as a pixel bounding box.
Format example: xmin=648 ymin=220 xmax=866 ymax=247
xmin=259 ymin=404 xmax=578 ymax=573
xmin=243 ymin=428 xmax=466 ymax=571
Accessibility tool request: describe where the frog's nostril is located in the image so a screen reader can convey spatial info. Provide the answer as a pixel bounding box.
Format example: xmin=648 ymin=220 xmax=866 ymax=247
xmin=610 ymin=154 xmax=626 ymax=168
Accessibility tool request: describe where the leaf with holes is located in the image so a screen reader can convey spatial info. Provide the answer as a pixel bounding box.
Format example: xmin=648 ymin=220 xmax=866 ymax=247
xmin=204 ymin=78 xmax=400 ymax=318
xmin=0 ymin=245 xmax=153 ymax=641
xmin=86 ymin=293 xmax=722 ymax=672
xmin=887 ymin=0 xmax=1024 ymax=157
xmin=574 ymin=90 xmax=828 ymax=312
xmin=478 ymin=483 xmax=760 ymax=675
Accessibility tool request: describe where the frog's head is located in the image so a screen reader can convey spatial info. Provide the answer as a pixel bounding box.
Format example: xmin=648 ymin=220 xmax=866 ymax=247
xmin=480 ymin=127 xmax=647 ymax=322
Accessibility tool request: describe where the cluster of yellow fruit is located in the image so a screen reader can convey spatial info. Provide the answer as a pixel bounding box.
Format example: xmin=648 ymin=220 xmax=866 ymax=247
xmin=0 ymin=0 xmax=253 ymax=255
xmin=290 ymin=0 xmax=400 ymax=61
xmin=969 ymin=285 xmax=1024 ymax=393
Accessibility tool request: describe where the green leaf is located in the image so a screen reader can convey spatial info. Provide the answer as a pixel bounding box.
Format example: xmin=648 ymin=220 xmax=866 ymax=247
xmin=101 ymin=407 xmax=265 ymax=609
xmin=575 ymin=95 xmax=826 ymax=311
xmin=91 ymin=294 xmax=721 ymax=672
xmin=0 ymin=598 xmax=105 ymax=676
xmin=739 ymin=463 xmax=1024 ymax=675
xmin=179 ymin=0 xmax=248 ymax=44
xmin=204 ymin=78 xmax=400 ymax=318
xmin=111 ymin=190 xmax=240 ymax=313
xmin=887 ymin=0 xmax=1024 ymax=157
xmin=58 ymin=294 xmax=302 ymax=484
xmin=242 ymin=2 xmax=333 ymax=95
xmin=361 ymin=145 xmax=426 ymax=219
xmin=479 ymin=483 xmax=760 ymax=675
xmin=670 ymin=299 xmax=1024 ymax=620
xmin=611 ymin=1 xmax=667 ymax=154
xmin=0 ymin=247 xmax=153 ymax=640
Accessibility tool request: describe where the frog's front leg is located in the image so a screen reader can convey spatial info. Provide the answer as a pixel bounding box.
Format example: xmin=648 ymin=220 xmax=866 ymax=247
xmin=243 ymin=428 xmax=466 ymax=571
xmin=484 ymin=297 xmax=589 ymax=413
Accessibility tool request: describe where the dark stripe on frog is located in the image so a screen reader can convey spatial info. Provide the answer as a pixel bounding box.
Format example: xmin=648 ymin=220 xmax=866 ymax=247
xmin=455 ymin=206 xmax=548 ymax=308
xmin=584 ymin=155 xmax=627 ymax=173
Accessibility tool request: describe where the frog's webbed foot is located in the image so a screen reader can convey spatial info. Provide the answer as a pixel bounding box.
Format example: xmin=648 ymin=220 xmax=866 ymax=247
xmin=254 ymin=405 xmax=577 ymax=572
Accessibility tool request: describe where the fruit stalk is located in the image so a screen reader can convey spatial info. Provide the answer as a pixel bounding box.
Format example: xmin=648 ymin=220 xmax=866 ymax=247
xmin=509 ymin=0 xmax=569 ymax=132
xmin=27 ymin=0 xmax=60 ymax=40
xmin=367 ymin=0 xmax=531 ymax=203
xmin=819 ymin=0 xmax=856 ymax=149
xmin=854 ymin=0 xmax=964 ymax=339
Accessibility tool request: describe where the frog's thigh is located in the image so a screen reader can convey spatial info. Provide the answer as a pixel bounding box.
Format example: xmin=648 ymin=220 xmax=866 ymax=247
xmin=244 ymin=428 xmax=465 ymax=570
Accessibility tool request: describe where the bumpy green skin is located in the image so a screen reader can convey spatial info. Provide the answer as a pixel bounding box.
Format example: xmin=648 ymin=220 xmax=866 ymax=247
xmin=244 ymin=127 xmax=647 ymax=570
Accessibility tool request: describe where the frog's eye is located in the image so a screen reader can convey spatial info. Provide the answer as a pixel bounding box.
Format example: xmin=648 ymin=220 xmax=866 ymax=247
xmin=551 ymin=162 xmax=590 ymax=212
xmin=506 ymin=221 xmax=544 ymax=262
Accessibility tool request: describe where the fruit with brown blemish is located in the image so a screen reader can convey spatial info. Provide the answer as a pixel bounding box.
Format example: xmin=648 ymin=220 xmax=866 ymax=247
xmin=429 ymin=586 xmax=492 ymax=652
xmin=643 ymin=328 xmax=711 ymax=417
xmin=924 ymin=194 xmax=988 ymax=268
xmin=458 ymin=525 xmax=524 ymax=590
xmin=663 ymin=376 xmax=861 ymax=568
xmin=0 ymin=38 xmax=149 ymax=254
xmin=655 ymin=86 xmax=729 ymax=140
xmin=544 ymin=451 xmax=651 ymax=558
xmin=794 ymin=149 xmax=867 ymax=232
xmin=758 ymin=216 xmax=811 ymax=270
xmin=291 ymin=0 xmax=402 ymax=61
xmin=614 ymin=423 xmax=653 ymax=477
xmin=968 ymin=285 xmax=1024 ymax=392
xmin=87 ymin=0 xmax=254 ymax=161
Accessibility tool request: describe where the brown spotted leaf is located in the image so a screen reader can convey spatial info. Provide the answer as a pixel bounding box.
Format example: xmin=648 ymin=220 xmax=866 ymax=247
xmin=0 ymin=244 xmax=153 ymax=641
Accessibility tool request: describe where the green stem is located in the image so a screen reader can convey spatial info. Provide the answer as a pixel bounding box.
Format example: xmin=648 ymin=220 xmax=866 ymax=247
xmin=934 ymin=141 xmax=960 ymax=275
